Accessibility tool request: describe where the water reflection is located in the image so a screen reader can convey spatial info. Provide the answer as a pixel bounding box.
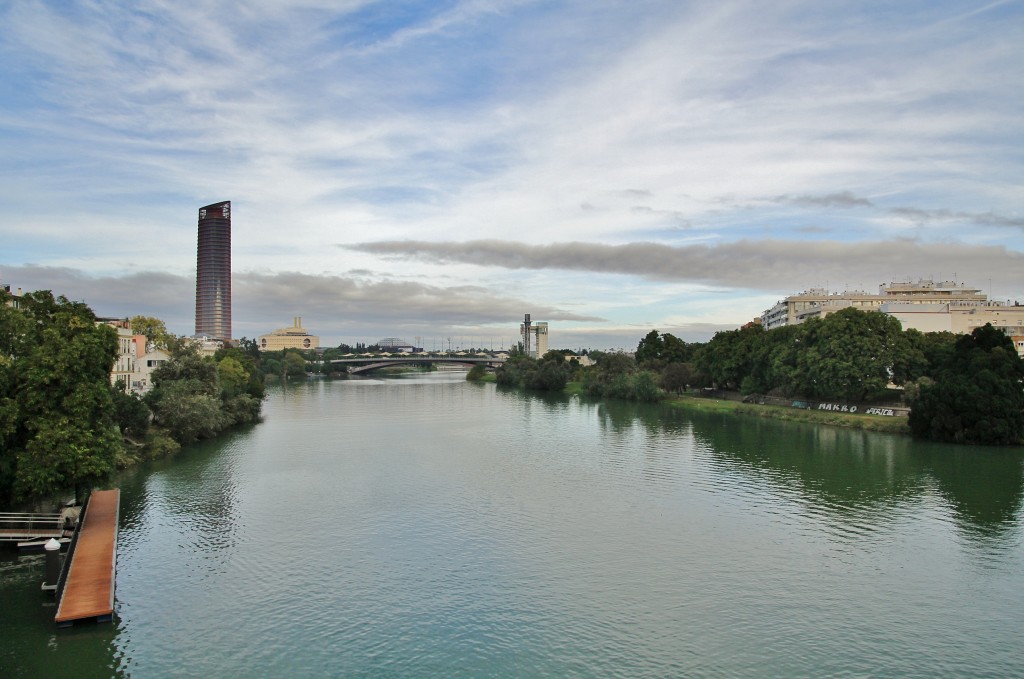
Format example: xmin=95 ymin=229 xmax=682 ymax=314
xmin=0 ymin=549 xmax=124 ymax=679
xmin=682 ymin=408 xmax=1024 ymax=542
xmin=911 ymin=444 xmax=1024 ymax=547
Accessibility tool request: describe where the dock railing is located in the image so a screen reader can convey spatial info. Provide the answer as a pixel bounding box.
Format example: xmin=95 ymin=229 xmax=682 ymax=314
xmin=0 ymin=512 xmax=64 ymax=541
xmin=54 ymin=494 xmax=89 ymax=605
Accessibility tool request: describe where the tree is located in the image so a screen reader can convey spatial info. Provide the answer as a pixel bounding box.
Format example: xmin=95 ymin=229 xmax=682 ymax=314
xmin=9 ymin=291 xmax=121 ymax=503
xmin=694 ymin=324 xmax=766 ymax=391
xmin=909 ymin=324 xmax=1024 ymax=445
xmin=217 ymin=357 xmax=249 ymax=399
xmin=110 ymin=386 xmax=151 ymax=439
xmin=660 ymin=362 xmax=694 ymax=394
xmin=661 ymin=333 xmax=694 ymax=364
xmin=636 ymin=330 xmax=664 ymax=365
xmin=148 ymin=380 xmax=225 ymax=445
xmin=795 ymin=308 xmax=905 ymax=401
xmin=283 ymin=351 xmax=308 ymax=378
xmin=130 ymin=315 xmax=176 ymax=350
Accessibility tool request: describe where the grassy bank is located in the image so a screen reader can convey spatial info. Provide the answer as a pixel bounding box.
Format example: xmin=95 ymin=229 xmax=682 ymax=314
xmin=667 ymin=394 xmax=911 ymax=434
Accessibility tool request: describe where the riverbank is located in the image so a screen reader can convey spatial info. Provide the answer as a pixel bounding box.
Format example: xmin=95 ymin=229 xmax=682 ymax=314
xmin=666 ymin=394 xmax=911 ymax=434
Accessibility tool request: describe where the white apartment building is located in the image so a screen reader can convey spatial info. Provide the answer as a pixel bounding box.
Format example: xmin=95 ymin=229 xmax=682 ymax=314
xmin=760 ymin=280 xmax=1024 ymax=356
xmin=131 ymin=348 xmax=171 ymax=394
xmin=761 ymin=280 xmax=989 ymax=329
xmin=99 ymin=318 xmax=136 ymax=392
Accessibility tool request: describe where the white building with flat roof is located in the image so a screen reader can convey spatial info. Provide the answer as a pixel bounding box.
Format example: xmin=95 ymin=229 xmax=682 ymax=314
xmin=760 ymin=279 xmax=1024 ymax=356
xmin=761 ymin=280 xmax=989 ymax=330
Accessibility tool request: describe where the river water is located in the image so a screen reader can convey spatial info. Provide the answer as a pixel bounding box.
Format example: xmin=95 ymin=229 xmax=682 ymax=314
xmin=3 ymin=372 xmax=1024 ymax=678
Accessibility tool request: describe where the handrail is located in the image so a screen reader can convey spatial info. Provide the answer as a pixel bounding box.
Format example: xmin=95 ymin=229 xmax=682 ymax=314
xmin=54 ymin=495 xmax=89 ymax=604
xmin=0 ymin=512 xmax=63 ymax=521
xmin=0 ymin=513 xmax=64 ymax=539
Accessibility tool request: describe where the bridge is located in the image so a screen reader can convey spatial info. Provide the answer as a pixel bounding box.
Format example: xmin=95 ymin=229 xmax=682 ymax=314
xmin=322 ymin=354 xmax=506 ymax=375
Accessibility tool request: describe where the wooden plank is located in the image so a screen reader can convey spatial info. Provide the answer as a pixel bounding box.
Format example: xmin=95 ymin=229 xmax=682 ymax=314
xmin=55 ymin=489 xmax=119 ymax=625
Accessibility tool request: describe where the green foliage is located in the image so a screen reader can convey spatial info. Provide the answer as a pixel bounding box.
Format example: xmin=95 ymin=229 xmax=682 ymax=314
xmin=580 ymin=352 xmax=663 ymax=402
xmin=694 ymin=324 xmax=766 ymax=391
xmin=692 ymin=309 xmax=926 ymax=402
xmin=217 ymin=357 xmax=249 ymax=398
xmin=635 ymin=330 xmax=663 ymax=365
xmin=284 ymin=351 xmax=308 ymax=378
xmin=795 ymin=309 xmax=906 ymax=402
xmin=909 ymin=324 xmax=1024 ymax=445
xmin=659 ymin=362 xmax=695 ymax=394
xmin=148 ymin=381 xmax=226 ymax=446
xmin=466 ymin=365 xmax=487 ymax=381
xmin=130 ymin=315 xmax=179 ymax=351
xmin=495 ymin=351 xmax=570 ymax=391
xmin=257 ymin=349 xmax=310 ymax=379
xmin=0 ymin=291 xmax=121 ymax=504
xmin=110 ymin=386 xmax=151 ymax=438
xmin=146 ymin=349 xmax=264 ymax=446
xmin=636 ymin=330 xmax=697 ymax=370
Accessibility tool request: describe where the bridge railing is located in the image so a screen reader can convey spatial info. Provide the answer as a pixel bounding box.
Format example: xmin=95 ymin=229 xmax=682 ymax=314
xmin=0 ymin=512 xmax=64 ymax=540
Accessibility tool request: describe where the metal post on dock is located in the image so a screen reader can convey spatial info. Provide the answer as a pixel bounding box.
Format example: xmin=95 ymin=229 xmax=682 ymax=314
xmin=42 ymin=538 xmax=61 ymax=592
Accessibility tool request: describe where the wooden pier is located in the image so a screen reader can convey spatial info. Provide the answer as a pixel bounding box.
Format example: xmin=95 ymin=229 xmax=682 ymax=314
xmin=54 ymin=489 xmax=119 ymax=626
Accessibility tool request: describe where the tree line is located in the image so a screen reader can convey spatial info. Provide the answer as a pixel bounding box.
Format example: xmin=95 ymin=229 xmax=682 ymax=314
xmin=494 ymin=307 xmax=1024 ymax=446
xmin=1 ymin=290 xmax=265 ymax=507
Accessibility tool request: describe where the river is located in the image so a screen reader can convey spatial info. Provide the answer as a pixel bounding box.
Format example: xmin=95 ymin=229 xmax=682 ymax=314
xmin=3 ymin=372 xmax=1023 ymax=677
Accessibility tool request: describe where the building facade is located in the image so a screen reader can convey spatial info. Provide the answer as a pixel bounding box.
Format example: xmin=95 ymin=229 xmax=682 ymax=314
xmin=2 ymin=284 xmax=22 ymax=309
xmin=520 ymin=314 xmax=550 ymax=357
xmin=761 ymin=280 xmax=990 ymax=330
xmin=195 ymin=201 xmax=232 ymax=341
xmin=98 ymin=318 xmax=136 ymax=391
xmin=258 ymin=317 xmax=320 ymax=351
xmin=760 ymin=279 xmax=1024 ymax=357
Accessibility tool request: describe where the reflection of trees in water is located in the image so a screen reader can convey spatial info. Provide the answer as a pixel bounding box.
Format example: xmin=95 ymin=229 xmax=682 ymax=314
xmin=115 ymin=424 xmax=256 ymax=558
xmin=910 ymin=444 xmax=1024 ymax=542
xmin=0 ymin=546 xmax=125 ymax=677
xmin=495 ymin=383 xmax=573 ymax=412
xmin=685 ymin=409 xmax=1024 ymax=541
xmin=578 ymin=397 xmax=694 ymax=487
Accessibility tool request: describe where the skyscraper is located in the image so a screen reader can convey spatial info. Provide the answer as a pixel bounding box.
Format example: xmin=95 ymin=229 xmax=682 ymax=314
xmin=195 ymin=201 xmax=232 ymax=341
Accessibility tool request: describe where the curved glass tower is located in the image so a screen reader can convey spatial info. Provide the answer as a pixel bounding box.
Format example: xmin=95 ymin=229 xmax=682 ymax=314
xmin=195 ymin=201 xmax=232 ymax=341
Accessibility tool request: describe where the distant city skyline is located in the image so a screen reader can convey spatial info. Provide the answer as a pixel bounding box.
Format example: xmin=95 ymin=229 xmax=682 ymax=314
xmin=1 ymin=2 xmax=1022 ymax=349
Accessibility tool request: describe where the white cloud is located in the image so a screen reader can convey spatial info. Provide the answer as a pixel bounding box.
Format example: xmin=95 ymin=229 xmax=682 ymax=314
xmin=1 ymin=1 xmax=1022 ymax=348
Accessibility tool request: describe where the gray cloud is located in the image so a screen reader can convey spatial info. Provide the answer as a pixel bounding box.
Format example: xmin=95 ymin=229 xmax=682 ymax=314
xmin=774 ymin=192 xmax=874 ymax=208
xmin=889 ymin=207 xmax=1024 ymax=228
xmin=1 ymin=265 xmax=604 ymax=344
xmin=345 ymin=239 xmax=1024 ymax=297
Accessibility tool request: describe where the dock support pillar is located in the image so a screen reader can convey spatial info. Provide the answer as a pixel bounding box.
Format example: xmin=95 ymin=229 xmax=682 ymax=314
xmin=42 ymin=538 xmax=61 ymax=592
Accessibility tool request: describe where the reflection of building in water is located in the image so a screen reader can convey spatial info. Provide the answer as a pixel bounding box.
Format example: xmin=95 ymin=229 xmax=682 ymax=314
xmin=259 ymin=317 xmax=320 ymax=351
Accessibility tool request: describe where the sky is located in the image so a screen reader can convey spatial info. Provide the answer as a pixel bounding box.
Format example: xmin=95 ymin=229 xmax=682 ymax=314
xmin=1 ymin=0 xmax=1022 ymax=351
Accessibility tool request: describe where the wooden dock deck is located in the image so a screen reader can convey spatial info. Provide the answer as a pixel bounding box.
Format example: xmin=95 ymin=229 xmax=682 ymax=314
xmin=55 ymin=489 xmax=119 ymax=626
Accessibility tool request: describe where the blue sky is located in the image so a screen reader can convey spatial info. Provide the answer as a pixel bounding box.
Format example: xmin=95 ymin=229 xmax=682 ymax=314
xmin=1 ymin=0 xmax=1022 ymax=350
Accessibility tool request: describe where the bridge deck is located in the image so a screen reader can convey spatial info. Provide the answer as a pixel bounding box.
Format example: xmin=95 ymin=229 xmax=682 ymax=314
xmin=55 ymin=489 xmax=119 ymax=625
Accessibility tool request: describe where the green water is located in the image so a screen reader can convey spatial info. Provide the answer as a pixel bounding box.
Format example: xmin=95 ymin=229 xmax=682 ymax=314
xmin=3 ymin=373 xmax=1023 ymax=677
